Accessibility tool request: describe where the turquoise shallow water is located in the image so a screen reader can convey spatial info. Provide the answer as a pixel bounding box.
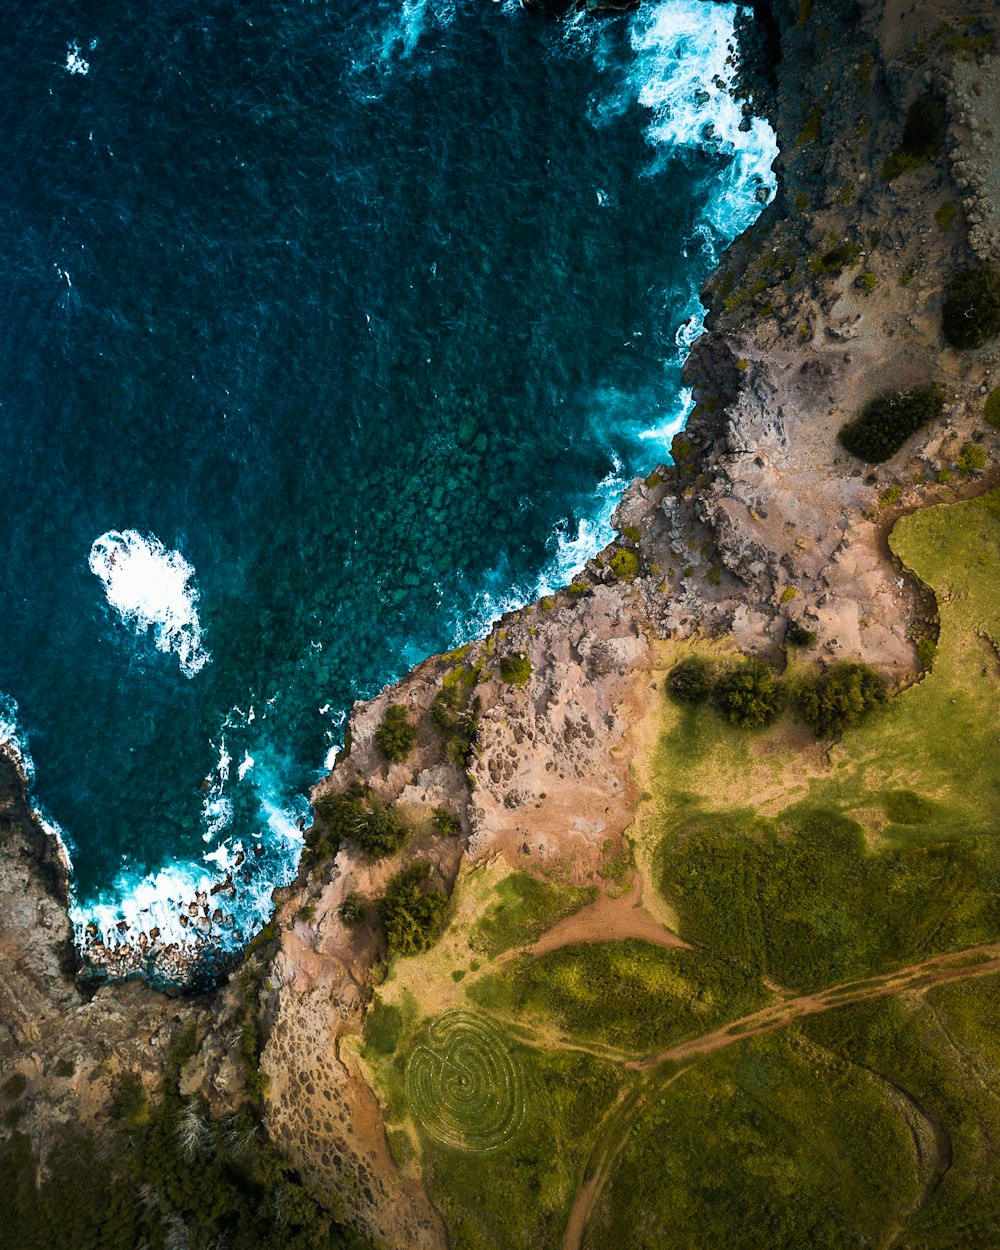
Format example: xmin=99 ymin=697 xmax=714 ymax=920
xmin=0 ymin=0 xmax=774 ymax=973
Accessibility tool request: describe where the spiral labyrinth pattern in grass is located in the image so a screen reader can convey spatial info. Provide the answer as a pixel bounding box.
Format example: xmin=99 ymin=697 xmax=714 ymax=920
xmin=406 ymin=1011 xmax=526 ymax=1151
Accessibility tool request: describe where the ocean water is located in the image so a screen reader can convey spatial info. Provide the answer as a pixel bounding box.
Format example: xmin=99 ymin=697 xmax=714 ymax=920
xmin=0 ymin=0 xmax=775 ymax=973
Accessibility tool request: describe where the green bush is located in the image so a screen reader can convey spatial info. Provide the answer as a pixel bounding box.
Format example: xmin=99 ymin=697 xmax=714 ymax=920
xmin=311 ymin=784 xmax=408 ymax=862
xmin=957 ymin=441 xmax=986 ymax=476
xmin=786 ymin=622 xmax=818 ymax=648
xmin=377 ymin=862 xmax=448 ymax=956
xmin=810 ymin=240 xmax=861 ymax=276
xmin=839 ymin=385 xmax=944 ymax=463
xmin=109 ymin=1073 xmax=150 ymax=1127
xmin=666 ymin=657 xmax=713 ymax=705
xmin=986 ymin=386 xmax=1000 ymax=430
xmin=713 ymin=659 xmax=784 ymax=729
xmin=2 ymin=1073 xmax=27 ymax=1101
xmin=499 ymin=652 xmax=532 ymax=687
xmin=794 ymin=662 xmax=887 ymax=738
xmin=339 ymin=891 xmax=366 ymax=926
xmin=915 ymin=636 xmax=936 ymax=669
xmin=608 ymin=548 xmax=641 ymax=580
xmin=431 ymin=806 xmax=462 ymax=837
xmin=431 ymin=667 xmax=481 ymax=766
xmin=942 ymin=266 xmax=1000 ymax=349
xmin=374 ymin=704 xmax=416 ymax=763
xmin=882 ymin=93 xmax=945 ymax=180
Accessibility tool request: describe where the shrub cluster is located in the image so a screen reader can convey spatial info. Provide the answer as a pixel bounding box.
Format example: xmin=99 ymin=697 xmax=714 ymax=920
xmin=667 ymin=656 xmax=783 ymax=728
xmin=431 ymin=666 xmax=481 ymax=765
xmin=957 ymin=441 xmax=986 ymax=476
xmin=498 ymin=652 xmax=532 ymax=687
xmin=609 ymin=548 xmax=641 ymax=580
xmin=431 ymin=806 xmax=462 ymax=837
xmin=309 ymin=783 xmax=407 ymax=863
xmin=714 ymin=659 xmax=785 ymax=729
xmin=838 ymin=385 xmax=944 ymax=463
xmin=374 ymin=704 xmax=416 ymax=763
xmin=882 ymin=93 xmax=945 ymax=180
xmin=794 ymin=662 xmax=887 ymax=738
xmin=378 ymin=862 xmax=448 ymax=956
xmin=339 ymin=891 xmax=366 ymax=926
xmin=666 ymin=656 xmax=712 ymax=705
xmin=666 ymin=655 xmax=887 ymax=738
xmin=786 ymin=622 xmax=818 ymax=648
xmin=942 ymin=265 xmax=1000 ymax=349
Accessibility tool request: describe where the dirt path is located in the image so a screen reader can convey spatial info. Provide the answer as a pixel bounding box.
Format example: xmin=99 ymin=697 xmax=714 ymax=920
xmin=633 ymin=943 xmax=1000 ymax=1071
xmin=532 ymin=875 xmax=690 ymax=959
xmin=561 ymin=942 xmax=1000 ymax=1250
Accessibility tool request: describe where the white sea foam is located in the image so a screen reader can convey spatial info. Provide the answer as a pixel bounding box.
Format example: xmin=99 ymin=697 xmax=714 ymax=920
xmin=376 ymin=0 xmax=456 ymax=69
xmin=89 ymin=530 xmax=210 ymax=678
xmin=65 ymin=40 xmax=89 ymax=76
xmin=615 ymin=0 xmax=778 ymax=239
xmin=70 ymin=776 xmax=306 ymax=965
xmin=0 ymin=693 xmax=34 ymax=783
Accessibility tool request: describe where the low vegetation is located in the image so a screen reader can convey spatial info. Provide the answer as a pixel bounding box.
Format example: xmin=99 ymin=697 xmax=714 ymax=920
xmin=986 ymin=385 xmax=1000 ymax=429
xmin=794 ymin=661 xmax=887 ymax=737
xmin=374 ymin=704 xmax=416 ymax=763
xmin=471 ymin=872 xmax=597 ymax=957
xmin=378 ymin=862 xmax=448 ymax=956
xmin=310 ymin=783 xmax=408 ymax=863
xmin=882 ymin=92 xmax=945 ymax=180
xmin=838 ymin=385 xmax=944 ymax=462
xmin=941 ymin=264 xmax=1000 ymax=349
xmin=472 ymin=939 xmax=766 ymax=1053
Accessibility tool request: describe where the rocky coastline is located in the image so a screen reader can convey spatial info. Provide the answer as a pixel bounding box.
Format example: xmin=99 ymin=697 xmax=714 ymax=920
xmin=2 ymin=0 xmax=999 ymax=1246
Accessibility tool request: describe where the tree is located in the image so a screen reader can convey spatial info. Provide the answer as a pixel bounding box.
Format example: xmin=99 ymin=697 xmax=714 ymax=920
xmin=311 ymin=784 xmax=407 ymax=862
xmin=794 ymin=662 xmax=887 ymax=738
xmin=374 ymin=704 xmax=416 ymax=763
xmin=942 ymin=265 xmax=1000 ymax=349
xmin=838 ymin=386 xmax=944 ymax=463
xmin=378 ymin=863 xmax=448 ymax=956
xmin=714 ymin=659 xmax=784 ymax=729
xmin=667 ymin=657 xmax=712 ymax=705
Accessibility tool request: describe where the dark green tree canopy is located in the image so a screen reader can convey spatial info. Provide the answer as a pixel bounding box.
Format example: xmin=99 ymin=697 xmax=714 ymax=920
xmin=839 ymin=386 xmax=944 ymax=463
xmin=374 ymin=704 xmax=417 ymax=764
xmin=942 ymin=266 xmax=1000 ymax=350
xmin=667 ymin=657 xmax=713 ymax=705
xmin=714 ymin=659 xmax=784 ymax=729
xmin=794 ymin=662 xmax=888 ymax=738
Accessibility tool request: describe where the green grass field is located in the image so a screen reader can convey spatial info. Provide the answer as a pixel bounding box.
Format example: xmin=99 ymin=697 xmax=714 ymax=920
xmin=359 ymin=490 xmax=1000 ymax=1250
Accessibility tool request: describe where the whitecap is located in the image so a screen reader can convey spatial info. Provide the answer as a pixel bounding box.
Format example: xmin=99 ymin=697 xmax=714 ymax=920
xmin=65 ymin=40 xmax=90 ymax=76
xmin=617 ymin=0 xmax=778 ymax=239
xmin=88 ymin=530 xmax=210 ymax=678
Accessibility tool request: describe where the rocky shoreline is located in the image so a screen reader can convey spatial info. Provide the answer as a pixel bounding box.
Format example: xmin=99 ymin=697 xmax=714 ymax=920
xmin=2 ymin=0 xmax=999 ymax=1245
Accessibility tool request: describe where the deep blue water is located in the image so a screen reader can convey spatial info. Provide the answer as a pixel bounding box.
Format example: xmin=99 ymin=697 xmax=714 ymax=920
xmin=0 ymin=0 xmax=774 ymax=963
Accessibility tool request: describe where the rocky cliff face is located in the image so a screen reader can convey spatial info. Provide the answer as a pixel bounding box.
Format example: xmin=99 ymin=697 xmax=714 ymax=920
xmin=1 ymin=0 xmax=997 ymax=1245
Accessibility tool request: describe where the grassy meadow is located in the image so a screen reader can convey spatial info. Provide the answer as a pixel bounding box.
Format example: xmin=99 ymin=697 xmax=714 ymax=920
xmin=356 ymin=490 xmax=1000 ymax=1250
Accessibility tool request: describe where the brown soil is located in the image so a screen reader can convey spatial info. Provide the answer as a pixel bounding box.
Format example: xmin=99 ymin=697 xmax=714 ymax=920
xmin=532 ymin=875 xmax=689 ymax=958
